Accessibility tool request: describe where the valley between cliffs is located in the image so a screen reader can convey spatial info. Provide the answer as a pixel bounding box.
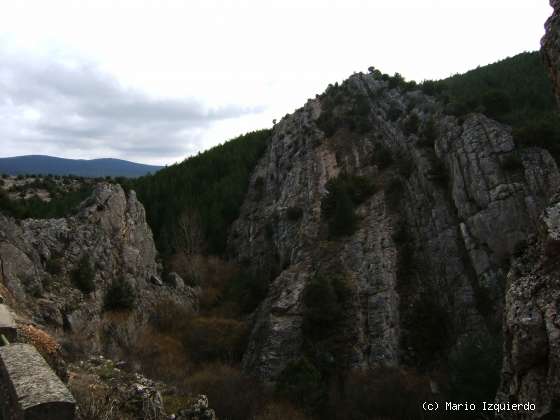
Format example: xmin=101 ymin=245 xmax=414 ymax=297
xmin=1 ymin=3 xmax=560 ymax=419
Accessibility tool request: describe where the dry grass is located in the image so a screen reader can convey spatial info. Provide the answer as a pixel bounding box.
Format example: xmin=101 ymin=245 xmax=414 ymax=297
xmin=150 ymin=298 xmax=248 ymax=365
xmin=70 ymin=372 xmax=123 ymax=420
xmin=183 ymin=363 xmax=264 ymax=420
xmin=162 ymin=394 xmax=193 ymax=416
xmin=150 ymin=298 xmax=193 ymax=333
xmin=183 ymin=316 xmax=248 ymax=364
xmin=130 ymin=327 xmax=190 ymax=383
xmin=19 ymin=324 xmax=61 ymax=355
xmin=70 ymin=366 xmax=166 ymax=420
xmin=102 ymin=309 xmax=133 ymax=324
xmin=18 ymin=323 xmax=70 ymax=380
xmin=328 ymin=367 xmax=433 ymax=420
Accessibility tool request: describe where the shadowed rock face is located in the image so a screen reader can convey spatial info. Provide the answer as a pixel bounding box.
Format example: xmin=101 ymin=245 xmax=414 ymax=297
xmin=497 ymin=195 xmax=560 ymax=419
xmin=229 ymin=74 xmax=560 ymax=381
xmin=0 ymin=183 xmax=196 ymax=359
xmin=494 ymin=4 xmax=560 ymax=418
xmin=543 ymin=0 xmax=560 ymax=104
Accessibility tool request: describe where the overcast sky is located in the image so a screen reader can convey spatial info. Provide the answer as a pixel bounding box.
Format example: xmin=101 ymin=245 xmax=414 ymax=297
xmin=0 ymin=0 xmax=552 ymax=165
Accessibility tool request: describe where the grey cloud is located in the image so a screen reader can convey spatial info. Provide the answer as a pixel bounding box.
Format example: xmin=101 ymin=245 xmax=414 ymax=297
xmin=0 ymin=51 xmax=264 ymax=162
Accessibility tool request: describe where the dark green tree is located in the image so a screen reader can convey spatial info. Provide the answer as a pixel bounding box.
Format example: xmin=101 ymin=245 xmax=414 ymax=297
xmin=276 ymin=357 xmax=324 ymax=410
xmin=132 ymin=130 xmax=270 ymax=256
xmin=103 ymin=277 xmax=136 ymax=311
xmin=448 ymin=335 xmax=502 ymax=404
xmin=71 ymin=255 xmax=95 ymax=294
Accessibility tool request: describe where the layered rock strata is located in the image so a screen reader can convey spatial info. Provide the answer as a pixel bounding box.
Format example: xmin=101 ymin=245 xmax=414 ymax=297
xmin=230 ymin=74 xmax=560 ymax=380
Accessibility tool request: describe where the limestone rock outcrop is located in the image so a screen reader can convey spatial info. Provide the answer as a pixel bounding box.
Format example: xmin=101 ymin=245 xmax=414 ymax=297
xmin=497 ymin=196 xmax=560 ymax=419
xmin=492 ymin=4 xmax=560 ymax=417
xmin=0 ymin=183 xmax=197 ymax=359
xmin=230 ymin=74 xmax=560 ymax=381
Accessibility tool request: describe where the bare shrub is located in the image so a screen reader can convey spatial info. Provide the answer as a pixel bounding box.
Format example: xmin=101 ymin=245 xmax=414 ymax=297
xmin=150 ymin=298 xmax=193 ymax=333
xmin=71 ymin=376 xmax=123 ymax=420
xmin=167 ymin=254 xmax=238 ymax=310
xmin=184 ymin=363 xmax=265 ymax=420
xmin=183 ymin=316 xmax=248 ymax=363
xmin=330 ymin=367 xmax=433 ymax=420
xmin=176 ymin=208 xmax=206 ymax=255
xmin=131 ymin=327 xmax=190 ymax=384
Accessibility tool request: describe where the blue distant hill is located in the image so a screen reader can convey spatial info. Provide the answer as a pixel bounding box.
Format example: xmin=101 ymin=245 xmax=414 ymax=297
xmin=0 ymin=155 xmax=163 ymax=178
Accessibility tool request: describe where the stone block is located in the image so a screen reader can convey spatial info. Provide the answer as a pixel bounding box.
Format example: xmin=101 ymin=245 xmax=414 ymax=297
xmin=0 ymin=343 xmax=75 ymax=420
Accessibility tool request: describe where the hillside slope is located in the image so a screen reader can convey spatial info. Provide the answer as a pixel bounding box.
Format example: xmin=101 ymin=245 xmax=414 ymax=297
xmin=430 ymin=51 xmax=560 ymax=161
xmin=132 ymin=130 xmax=270 ymax=255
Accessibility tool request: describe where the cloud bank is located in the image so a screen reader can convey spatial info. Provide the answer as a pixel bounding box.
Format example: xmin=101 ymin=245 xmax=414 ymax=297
xmin=0 ymin=51 xmax=264 ymax=164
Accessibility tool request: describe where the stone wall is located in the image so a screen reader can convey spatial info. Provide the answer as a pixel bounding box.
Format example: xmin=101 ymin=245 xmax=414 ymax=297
xmin=0 ymin=343 xmax=75 ymax=420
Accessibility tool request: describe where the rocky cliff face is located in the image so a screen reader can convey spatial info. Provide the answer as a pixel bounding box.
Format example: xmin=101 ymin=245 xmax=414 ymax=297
xmin=230 ymin=74 xmax=560 ymax=381
xmin=0 ymin=183 xmax=196 ymax=360
xmin=493 ymin=3 xmax=560 ymax=418
xmin=543 ymin=0 xmax=560 ymax=104
xmin=497 ymin=195 xmax=560 ymax=419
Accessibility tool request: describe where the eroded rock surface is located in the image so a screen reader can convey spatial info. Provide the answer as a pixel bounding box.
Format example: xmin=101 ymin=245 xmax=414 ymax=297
xmin=497 ymin=195 xmax=560 ymax=419
xmin=493 ymin=4 xmax=560 ymax=418
xmin=0 ymin=183 xmax=197 ymax=359
xmin=230 ymin=74 xmax=560 ymax=381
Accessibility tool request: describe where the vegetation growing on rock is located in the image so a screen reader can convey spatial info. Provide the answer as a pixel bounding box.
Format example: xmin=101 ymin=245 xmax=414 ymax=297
xmin=321 ymin=174 xmax=375 ymax=237
xmin=103 ymin=277 xmax=136 ymax=311
xmin=71 ymin=255 xmax=96 ymax=294
xmin=424 ymin=51 xmax=560 ymax=160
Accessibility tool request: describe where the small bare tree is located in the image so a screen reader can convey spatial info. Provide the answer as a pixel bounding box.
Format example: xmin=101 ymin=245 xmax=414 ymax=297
xmin=176 ymin=208 xmax=205 ymax=255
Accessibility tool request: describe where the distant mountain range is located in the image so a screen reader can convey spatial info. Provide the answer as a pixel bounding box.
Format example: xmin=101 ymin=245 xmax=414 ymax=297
xmin=0 ymin=155 xmax=163 ymax=178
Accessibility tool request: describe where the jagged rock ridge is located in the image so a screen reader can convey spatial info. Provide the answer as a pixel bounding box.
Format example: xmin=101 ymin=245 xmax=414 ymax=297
xmin=0 ymin=183 xmax=196 ymax=358
xmin=229 ymin=73 xmax=560 ymax=381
